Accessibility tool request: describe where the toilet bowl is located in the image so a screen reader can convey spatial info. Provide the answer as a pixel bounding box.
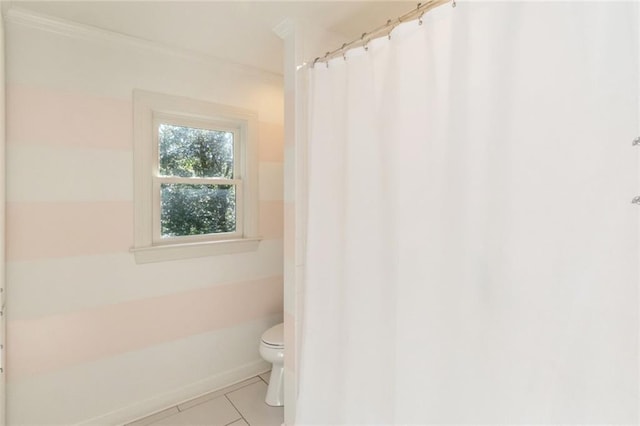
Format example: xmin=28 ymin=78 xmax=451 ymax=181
xmin=259 ymin=322 xmax=284 ymax=406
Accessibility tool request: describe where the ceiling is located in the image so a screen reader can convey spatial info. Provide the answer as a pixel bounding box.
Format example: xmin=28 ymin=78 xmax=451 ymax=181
xmin=8 ymin=1 xmax=415 ymax=74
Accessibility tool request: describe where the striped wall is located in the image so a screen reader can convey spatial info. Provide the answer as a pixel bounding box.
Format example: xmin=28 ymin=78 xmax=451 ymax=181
xmin=0 ymin=7 xmax=6 ymax=426
xmin=5 ymin=9 xmax=284 ymax=426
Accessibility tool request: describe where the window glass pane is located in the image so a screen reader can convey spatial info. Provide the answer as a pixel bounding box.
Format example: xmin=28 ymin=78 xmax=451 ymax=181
xmin=158 ymin=123 xmax=234 ymax=178
xmin=160 ymin=184 xmax=236 ymax=237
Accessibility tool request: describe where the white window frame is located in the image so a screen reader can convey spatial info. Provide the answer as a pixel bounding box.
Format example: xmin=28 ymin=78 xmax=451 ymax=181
xmin=132 ymin=90 xmax=260 ymax=263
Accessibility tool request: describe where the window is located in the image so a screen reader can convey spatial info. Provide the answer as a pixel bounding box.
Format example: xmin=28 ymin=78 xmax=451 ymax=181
xmin=132 ymin=90 xmax=260 ymax=263
xmin=155 ymin=120 xmax=238 ymax=241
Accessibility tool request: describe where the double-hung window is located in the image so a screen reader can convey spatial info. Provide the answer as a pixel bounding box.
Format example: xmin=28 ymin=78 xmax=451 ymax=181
xmin=132 ymin=90 xmax=260 ymax=263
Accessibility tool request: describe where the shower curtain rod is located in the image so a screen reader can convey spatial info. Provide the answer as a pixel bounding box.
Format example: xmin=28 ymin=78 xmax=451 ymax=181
xmin=310 ymin=0 xmax=454 ymax=67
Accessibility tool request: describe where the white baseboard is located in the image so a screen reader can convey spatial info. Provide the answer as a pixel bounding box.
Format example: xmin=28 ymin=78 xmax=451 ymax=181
xmin=75 ymin=359 xmax=270 ymax=426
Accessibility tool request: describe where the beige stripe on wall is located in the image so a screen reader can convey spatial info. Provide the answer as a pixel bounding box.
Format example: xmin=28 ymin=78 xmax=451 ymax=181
xmin=7 ymin=200 xmax=283 ymax=261
xmin=7 ymin=84 xmax=133 ymax=150
xmin=8 ymin=84 xmax=284 ymax=162
xmin=7 ymin=201 xmax=134 ymax=260
xmin=8 ymin=275 xmax=283 ymax=380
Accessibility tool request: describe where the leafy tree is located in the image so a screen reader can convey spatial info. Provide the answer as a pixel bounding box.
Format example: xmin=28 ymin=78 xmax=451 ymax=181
xmin=158 ymin=124 xmax=236 ymax=237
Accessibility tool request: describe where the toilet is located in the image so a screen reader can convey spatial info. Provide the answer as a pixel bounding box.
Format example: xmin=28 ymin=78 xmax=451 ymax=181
xmin=259 ymin=322 xmax=284 ymax=406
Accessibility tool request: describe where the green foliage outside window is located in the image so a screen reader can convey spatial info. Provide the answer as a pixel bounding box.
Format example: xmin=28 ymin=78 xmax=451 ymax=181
xmin=158 ymin=124 xmax=237 ymax=237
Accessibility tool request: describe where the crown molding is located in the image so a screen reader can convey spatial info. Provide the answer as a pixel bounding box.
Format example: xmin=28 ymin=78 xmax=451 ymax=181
xmin=272 ymin=18 xmax=295 ymax=40
xmin=4 ymin=7 xmax=284 ymax=82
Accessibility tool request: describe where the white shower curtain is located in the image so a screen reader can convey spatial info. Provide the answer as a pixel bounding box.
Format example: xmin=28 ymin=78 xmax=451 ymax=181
xmin=298 ymin=2 xmax=638 ymax=424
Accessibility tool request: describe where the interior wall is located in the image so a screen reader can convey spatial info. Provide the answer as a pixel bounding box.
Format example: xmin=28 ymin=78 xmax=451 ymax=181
xmin=280 ymin=21 xmax=302 ymax=425
xmin=5 ymin=10 xmax=284 ymax=426
xmin=0 ymin=6 xmax=6 ymax=426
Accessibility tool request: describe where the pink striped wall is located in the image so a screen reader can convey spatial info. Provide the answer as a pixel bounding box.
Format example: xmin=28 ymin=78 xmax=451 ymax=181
xmin=9 ymin=276 xmax=282 ymax=380
xmin=7 ymin=84 xmax=132 ymax=150
xmin=7 ymin=199 xmax=283 ymax=261
xmin=7 ymin=201 xmax=134 ymax=260
xmin=6 ymin=14 xmax=284 ymax=425
xmin=259 ymin=122 xmax=284 ymax=163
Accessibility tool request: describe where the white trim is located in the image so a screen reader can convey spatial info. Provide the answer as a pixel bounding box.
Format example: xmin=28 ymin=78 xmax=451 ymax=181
xmin=133 ymin=90 xmax=260 ymax=263
xmin=154 ymin=177 xmax=240 ymax=186
xmin=154 ymin=114 xmax=243 ymax=136
xmin=131 ymin=238 xmax=261 ymax=264
xmin=4 ymin=7 xmax=283 ymax=82
xmin=636 ymin=4 xmax=640 ymax=422
xmin=272 ymin=19 xmax=296 ymax=41
xmin=73 ymin=358 xmax=269 ymax=426
xmin=0 ymin=6 xmax=6 ymax=426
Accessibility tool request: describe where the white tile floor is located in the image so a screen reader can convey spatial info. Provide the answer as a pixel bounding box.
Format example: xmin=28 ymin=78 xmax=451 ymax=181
xmin=125 ymin=372 xmax=282 ymax=426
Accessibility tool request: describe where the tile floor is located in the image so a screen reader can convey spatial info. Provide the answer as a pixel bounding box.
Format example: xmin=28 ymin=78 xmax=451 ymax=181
xmin=125 ymin=371 xmax=283 ymax=426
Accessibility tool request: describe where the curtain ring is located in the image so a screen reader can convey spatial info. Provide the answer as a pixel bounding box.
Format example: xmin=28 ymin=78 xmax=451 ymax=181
xmin=312 ymin=57 xmax=320 ymax=68
xmin=386 ymin=19 xmax=396 ymax=40
xmin=360 ymin=32 xmax=370 ymax=52
xmin=452 ymin=0 xmax=457 ymax=7
xmin=418 ymin=13 xmax=424 ymax=25
xmin=323 ymin=51 xmax=330 ymax=68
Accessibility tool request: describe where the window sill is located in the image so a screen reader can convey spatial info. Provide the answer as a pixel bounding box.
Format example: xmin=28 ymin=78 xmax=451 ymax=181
xmin=131 ymin=237 xmax=261 ymax=264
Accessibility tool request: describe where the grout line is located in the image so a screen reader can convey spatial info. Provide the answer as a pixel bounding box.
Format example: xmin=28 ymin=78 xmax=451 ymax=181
xmin=223 ymin=415 xmax=244 ymax=426
xmin=127 ymin=374 xmax=266 ymax=425
xmin=176 ymin=376 xmax=261 ymax=412
xmin=225 ymin=393 xmax=250 ymax=426
xmin=123 ymin=406 xmax=180 ymax=426
xmin=258 ymin=370 xmax=270 ymax=385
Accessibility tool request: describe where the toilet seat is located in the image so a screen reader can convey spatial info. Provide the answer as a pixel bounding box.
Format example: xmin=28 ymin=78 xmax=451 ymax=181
xmin=261 ymin=323 xmax=284 ymax=348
